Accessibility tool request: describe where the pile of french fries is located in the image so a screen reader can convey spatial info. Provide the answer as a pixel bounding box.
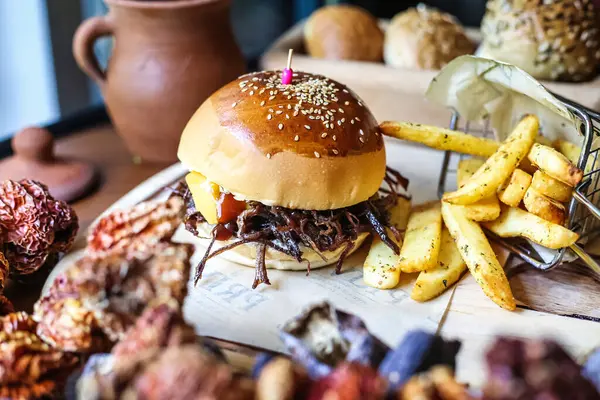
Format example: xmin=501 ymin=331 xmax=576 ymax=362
xmin=363 ymin=115 xmax=585 ymax=310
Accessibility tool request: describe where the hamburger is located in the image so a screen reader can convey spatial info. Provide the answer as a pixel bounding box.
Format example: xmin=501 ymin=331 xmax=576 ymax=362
xmin=177 ymin=70 xmax=407 ymax=288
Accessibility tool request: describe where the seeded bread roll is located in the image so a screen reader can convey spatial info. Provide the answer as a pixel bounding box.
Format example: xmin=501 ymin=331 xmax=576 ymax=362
xmin=479 ymin=0 xmax=600 ymax=82
xmin=178 ymin=70 xmax=386 ymax=210
xmin=303 ymin=5 xmax=384 ymax=62
xmin=384 ymin=5 xmax=475 ymax=70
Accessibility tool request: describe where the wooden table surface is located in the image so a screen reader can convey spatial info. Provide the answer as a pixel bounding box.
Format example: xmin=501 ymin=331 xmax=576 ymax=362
xmin=5 ymin=124 xmax=172 ymax=311
xmin=57 ymin=124 xmax=172 ymax=234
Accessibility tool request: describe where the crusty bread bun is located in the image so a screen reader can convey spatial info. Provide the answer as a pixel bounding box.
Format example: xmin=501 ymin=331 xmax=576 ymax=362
xmin=479 ymin=0 xmax=600 ymax=82
xmin=190 ymin=222 xmax=368 ymax=270
xmin=303 ymin=5 xmax=384 ymax=62
xmin=178 ymin=70 xmax=386 ymax=210
xmin=384 ymin=5 xmax=475 ymax=70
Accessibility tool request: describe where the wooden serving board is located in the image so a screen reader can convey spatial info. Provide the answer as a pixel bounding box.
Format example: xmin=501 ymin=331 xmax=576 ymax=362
xmin=260 ymin=20 xmax=600 ymax=111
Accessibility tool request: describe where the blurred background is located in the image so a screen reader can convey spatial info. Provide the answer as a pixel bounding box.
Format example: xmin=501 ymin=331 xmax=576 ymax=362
xmin=0 ymin=0 xmax=486 ymax=155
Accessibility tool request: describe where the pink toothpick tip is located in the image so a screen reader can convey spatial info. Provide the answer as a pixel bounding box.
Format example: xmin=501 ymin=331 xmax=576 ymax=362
xmin=281 ymin=49 xmax=293 ymax=85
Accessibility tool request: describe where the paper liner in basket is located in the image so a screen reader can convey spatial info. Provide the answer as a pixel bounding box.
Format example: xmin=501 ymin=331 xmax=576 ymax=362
xmin=425 ymin=55 xmax=600 ymax=263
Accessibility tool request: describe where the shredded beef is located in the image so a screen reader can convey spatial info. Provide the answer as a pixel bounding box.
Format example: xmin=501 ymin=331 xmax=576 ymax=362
xmin=181 ymin=167 xmax=409 ymax=288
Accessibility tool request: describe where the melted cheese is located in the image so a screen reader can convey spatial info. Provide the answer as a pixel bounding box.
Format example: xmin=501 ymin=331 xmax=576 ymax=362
xmin=185 ymin=172 xmax=220 ymax=224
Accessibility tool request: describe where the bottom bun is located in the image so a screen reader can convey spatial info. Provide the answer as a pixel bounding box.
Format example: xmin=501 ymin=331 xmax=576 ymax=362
xmin=191 ymin=223 xmax=369 ymax=271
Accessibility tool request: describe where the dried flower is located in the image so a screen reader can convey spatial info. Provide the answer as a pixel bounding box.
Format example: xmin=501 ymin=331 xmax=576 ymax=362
xmin=0 ymin=313 xmax=77 ymax=386
xmin=36 ymin=241 xmax=193 ymax=349
xmin=86 ymin=197 xmax=184 ymax=260
xmin=111 ymin=302 xmax=197 ymax=359
xmin=0 ymin=179 xmax=78 ymax=275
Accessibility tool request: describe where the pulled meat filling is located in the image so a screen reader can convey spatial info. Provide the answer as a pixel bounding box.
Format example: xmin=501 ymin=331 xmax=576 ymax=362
xmin=180 ymin=168 xmax=409 ymax=289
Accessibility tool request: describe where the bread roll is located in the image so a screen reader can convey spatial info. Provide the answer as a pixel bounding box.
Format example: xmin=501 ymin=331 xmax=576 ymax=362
xmin=384 ymin=5 xmax=475 ymax=70
xmin=479 ymin=0 xmax=600 ymax=82
xmin=304 ymin=5 xmax=383 ymax=62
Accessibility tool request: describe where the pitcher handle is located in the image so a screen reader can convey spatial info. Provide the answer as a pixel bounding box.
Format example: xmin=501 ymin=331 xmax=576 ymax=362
xmin=73 ymin=15 xmax=114 ymax=89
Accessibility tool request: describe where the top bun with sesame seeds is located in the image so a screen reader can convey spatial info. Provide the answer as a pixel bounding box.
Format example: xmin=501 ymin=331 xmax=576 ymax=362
xmin=383 ymin=5 xmax=475 ymax=70
xmin=479 ymin=0 xmax=600 ymax=82
xmin=177 ymin=70 xmax=386 ymax=210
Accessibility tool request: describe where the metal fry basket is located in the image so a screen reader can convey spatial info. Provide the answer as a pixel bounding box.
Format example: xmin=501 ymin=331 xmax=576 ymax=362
xmin=438 ymin=93 xmax=600 ymax=276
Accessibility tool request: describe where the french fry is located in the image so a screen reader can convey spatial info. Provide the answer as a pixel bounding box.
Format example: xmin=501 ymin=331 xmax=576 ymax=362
xmin=379 ymin=121 xmax=499 ymax=158
xmin=456 ymin=159 xmax=501 ymax=222
xmin=522 ymin=188 xmax=566 ymax=225
xmin=457 ymin=159 xmax=485 ymax=187
xmin=411 ymin=227 xmax=467 ymax=302
xmin=389 ymin=196 xmax=412 ymax=232
xmin=497 ymin=169 xmax=532 ymax=207
xmin=530 ymin=170 xmax=572 ymax=202
xmin=363 ymin=233 xmax=402 ymax=290
xmin=441 ymin=202 xmax=516 ymax=310
xmin=398 ymin=202 xmax=442 ymax=273
xmin=536 ymin=135 xmax=553 ymax=147
xmin=443 ymin=115 xmax=538 ymax=205
xmin=484 ymin=206 xmax=579 ymax=249
xmin=552 ymin=139 xmax=581 ymax=165
xmin=528 ymin=143 xmax=583 ymax=187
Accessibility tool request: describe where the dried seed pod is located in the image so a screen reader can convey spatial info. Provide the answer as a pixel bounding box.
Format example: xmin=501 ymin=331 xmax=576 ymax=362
xmin=0 ymin=250 xmax=8 ymax=291
xmin=0 ymin=380 xmax=57 ymax=400
xmin=132 ymin=345 xmax=255 ymax=400
xmin=37 ymin=241 xmax=193 ymax=348
xmin=0 ymin=295 xmax=14 ymax=316
xmin=0 ymin=179 xmax=78 ymax=275
xmin=111 ymin=302 xmax=197 ymax=359
xmin=34 ymin=297 xmax=104 ymax=353
xmin=86 ymin=197 xmax=185 ymax=260
xmin=280 ymin=302 xmax=390 ymax=379
xmin=483 ymin=337 xmax=599 ymax=399
xmin=1 ymin=311 xmax=36 ymax=334
xmin=0 ymin=329 xmax=77 ymax=385
xmin=307 ymin=362 xmax=387 ymax=400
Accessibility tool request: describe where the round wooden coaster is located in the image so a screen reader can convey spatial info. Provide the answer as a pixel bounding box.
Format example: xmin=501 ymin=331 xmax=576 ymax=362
xmin=0 ymin=127 xmax=99 ymax=202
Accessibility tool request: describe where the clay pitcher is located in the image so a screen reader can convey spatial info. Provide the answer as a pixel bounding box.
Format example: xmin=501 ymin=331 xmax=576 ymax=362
xmin=73 ymin=0 xmax=245 ymax=163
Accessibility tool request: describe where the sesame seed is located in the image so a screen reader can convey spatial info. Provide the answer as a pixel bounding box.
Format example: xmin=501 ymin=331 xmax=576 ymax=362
xmin=278 ymin=105 xmax=284 ymax=108
xmin=278 ymin=123 xmax=284 ymax=130
xmin=343 ymin=89 xmax=349 ymax=93
xmin=358 ymin=102 xmax=363 ymax=107
xmin=266 ymin=153 xmax=271 ymax=158
xmin=332 ymin=149 xmax=339 ymax=155
xmin=337 ymin=120 xmax=342 ymax=126
xmin=287 ymin=104 xmax=292 ymax=109
xmin=355 ymin=117 xmax=361 ymax=121
xmin=286 ymin=114 xmax=290 ymax=119
xmin=267 ymin=114 xmax=272 ymax=120
xmin=344 ymin=101 xmax=350 ymax=105
xmin=231 ymin=101 xmax=237 ymax=108
xmin=268 ymin=108 xmax=274 ymax=113
xmin=269 ymin=96 xmax=275 ymax=100
xmin=276 ymin=110 xmax=283 ymax=115
xmin=260 ymin=100 xmax=265 ymax=106
xmin=351 ymin=120 xmax=355 ymax=124
xmin=314 ymin=151 xmax=321 ymax=158
xmin=252 ymin=77 xmax=258 ymax=81
xmin=249 ymin=91 xmax=254 ymax=95
xmin=339 ymin=108 xmax=344 ymax=113
xmin=241 ymin=88 xmax=248 ymax=92
xmin=293 ymin=110 xmax=299 ymax=117
xmin=321 ymin=132 xmax=327 ymax=138
xmin=333 ymin=135 xmax=337 ymax=141
xmin=359 ymin=137 xmax=365 ymax=143
xmin=304 ymin=125 xmax=311 ymax=130
xmin=341 ymin=118 xmax=345 ymax=123
xmin=259 ymin=89 xmax=265 ymax=94
xmin=359 ymin=129 xmax=364 ymax=135
xmin=294 ymin=135 xmax=299 ymax=141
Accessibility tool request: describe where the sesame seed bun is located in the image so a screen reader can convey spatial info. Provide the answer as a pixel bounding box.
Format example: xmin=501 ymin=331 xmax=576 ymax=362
xmin=384 ymin=6 xmax=475 ymax=70
xmin=303 ymin=5 xmax=384 ymax=62
xmin=479 ymin=0 xmax=600 ymax=82
xmin=177 ymin=70 xmax=386 ymax=210
xmin=190 ymin=222 xmax=368 ymax=271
